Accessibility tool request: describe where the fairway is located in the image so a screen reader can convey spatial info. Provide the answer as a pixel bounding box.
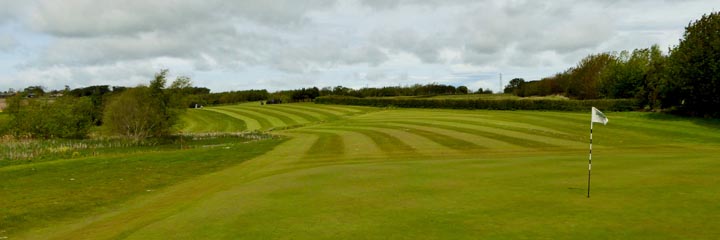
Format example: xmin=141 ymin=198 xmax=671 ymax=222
xmin=179 ymin=102 xmax=372 ymax=132
xmin=6 ymin=103 xmax=720 ymax=239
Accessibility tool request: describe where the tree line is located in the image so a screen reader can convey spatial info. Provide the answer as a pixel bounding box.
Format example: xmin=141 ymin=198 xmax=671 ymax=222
xmin=504 ymin=12 xmax=720 ymax=117
xmin=2 ymin=70 xmax=195 ymax=140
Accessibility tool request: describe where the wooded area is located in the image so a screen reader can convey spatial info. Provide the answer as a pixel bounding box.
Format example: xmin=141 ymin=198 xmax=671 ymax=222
xmin=503 ymin=12 xmax=720 ymax=117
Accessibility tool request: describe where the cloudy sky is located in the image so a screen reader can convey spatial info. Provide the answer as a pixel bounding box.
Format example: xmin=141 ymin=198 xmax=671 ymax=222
xmin=0 ymin=0 xmax=716 ymax=93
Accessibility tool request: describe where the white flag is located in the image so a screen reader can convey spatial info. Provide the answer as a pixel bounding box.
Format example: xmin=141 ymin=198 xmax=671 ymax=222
xmin=591 ymin=107 xmax=608 ymax=125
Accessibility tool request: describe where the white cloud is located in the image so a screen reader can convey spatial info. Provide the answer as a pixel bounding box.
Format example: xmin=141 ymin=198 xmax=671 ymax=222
xmin=0 ymin=0 xmax=717 ymax=92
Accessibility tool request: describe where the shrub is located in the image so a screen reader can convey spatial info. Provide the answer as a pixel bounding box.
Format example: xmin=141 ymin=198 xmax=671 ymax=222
xmin=5 ymin=96 xmax=94 ymax=139
xmin=315 ymin=96 xmax=639 ymax=112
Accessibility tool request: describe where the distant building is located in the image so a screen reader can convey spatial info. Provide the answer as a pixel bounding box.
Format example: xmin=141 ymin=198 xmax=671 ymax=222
xmin=189 ymin=103 xmax=204 ymax=109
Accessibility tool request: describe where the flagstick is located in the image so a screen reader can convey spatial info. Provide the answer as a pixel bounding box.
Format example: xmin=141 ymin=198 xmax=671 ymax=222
xmin=587 ymin=121 xmax=593 ymax=198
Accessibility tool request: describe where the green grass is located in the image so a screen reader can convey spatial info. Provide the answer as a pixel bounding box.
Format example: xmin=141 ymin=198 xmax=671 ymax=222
xmin=1 ymin=136 xmax=285 ymax=236
xmin=178 ymin=108 xmax=247 ymax=133
xmin=180 ymin=102 xmax=375 ymax=132
xmin=4 ymin=104 xmax=720 ymax=239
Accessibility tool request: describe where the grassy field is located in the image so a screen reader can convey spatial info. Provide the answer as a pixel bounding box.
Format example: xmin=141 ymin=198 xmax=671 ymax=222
xmin=178 ymin=102 xmax=374 ymax=132
xmin=4 ymin=103 xmax=720 ymax=239
xmin=1 ymin=135 xmax=285 ymax=236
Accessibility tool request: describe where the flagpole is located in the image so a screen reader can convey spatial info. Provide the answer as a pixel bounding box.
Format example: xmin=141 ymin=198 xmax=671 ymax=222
xmin=587 ymin=121 xmax=593 ymax=198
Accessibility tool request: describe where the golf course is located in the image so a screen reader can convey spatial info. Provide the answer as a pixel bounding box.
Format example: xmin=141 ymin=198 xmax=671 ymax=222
xmin=2 ymin=102 xmax=719 ymax=239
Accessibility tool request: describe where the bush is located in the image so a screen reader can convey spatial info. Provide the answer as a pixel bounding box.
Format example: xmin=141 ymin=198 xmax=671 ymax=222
xmin=103 ymin=87 xmax=169 ymax=139
xmin=5 ymin=96 xmax=94 ymax=139
xmin=314 ymin=96 xmax=639 ymax=112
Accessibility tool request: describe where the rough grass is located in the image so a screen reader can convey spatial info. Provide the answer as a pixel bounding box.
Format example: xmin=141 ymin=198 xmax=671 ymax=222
xmin=0 ymin=136 xmax=285 ymax=236
xmin=0 ymin=112 xmax=8 ymax=126
xmin=5 ymin=104 xmax=720 ymax=239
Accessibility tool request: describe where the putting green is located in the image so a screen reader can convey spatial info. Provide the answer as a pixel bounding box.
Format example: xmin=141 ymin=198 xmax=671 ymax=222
xmin=12 ymin=105 xmax=720 ymax=239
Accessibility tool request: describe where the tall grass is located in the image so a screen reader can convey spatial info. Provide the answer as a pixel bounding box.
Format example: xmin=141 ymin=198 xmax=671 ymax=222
xmin=0 ymin=132 xmax=274 ymax=167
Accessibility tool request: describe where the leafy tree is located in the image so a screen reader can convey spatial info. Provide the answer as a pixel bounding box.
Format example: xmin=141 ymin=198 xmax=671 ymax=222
xmin=456 ymin=86 xmax=469 ymax=94
xmin=6 ymin=95 xmax=93 ymax=139
xmin=644 ymin=45 xmax=670 ymax=109
xmin=504 ymin=78 xmax=525 ymax=95
xmin=24 ymin=86 xmax=45 ymax=97
xmin=103 ymin=87 xmax=166 ymax=139
xmin=564 ymin=53 xmax=615 ymax=99
xmin=476 ymin=88 xmax=493 ymax=94
xmin=69 ymin=85 xmax=112 ymax=125
xmin=103 ymin=70 xmax=187 ymax=139
xmin=668 ymin=12 xmax=720 ymax=117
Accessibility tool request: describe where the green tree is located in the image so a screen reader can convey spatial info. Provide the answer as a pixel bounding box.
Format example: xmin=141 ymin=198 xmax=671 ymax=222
xmin=456 ymin=86 xmax=469 ymax=94
xmin=668 ymin=12 xmax=720 ymax=117
xmin=103 ymin=70 xmax=188 ymax=139
xmin=103 ymin=87 xmax=165 ymax=139
xmin=24 ymin=86 xmax=45 ymax=97
xmin=645 ymin=45 xmax=670 ymax=109
xmin=565 ymin=53 xmax=615 ymax=99
xmin=6 ymin=96 xmax=93 ymax=139
xmin=504 ymin=78 xmax=525 ymax=95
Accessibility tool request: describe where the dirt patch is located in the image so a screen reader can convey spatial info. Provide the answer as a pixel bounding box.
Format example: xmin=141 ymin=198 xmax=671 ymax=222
xmin=0 ymin=98 xmax=6 ymax=111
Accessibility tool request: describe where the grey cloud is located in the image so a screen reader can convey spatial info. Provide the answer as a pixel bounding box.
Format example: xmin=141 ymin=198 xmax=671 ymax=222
xmin=0 ymin=34 xmax=18 ymax=52
xmin=29 ymin=0 xmax=337 ymax=37
xmin=3 ymin=0 xmax=718 ymax=92
xmin=26 ymin=0 xmax=618 ymax=71
xmin=0 ymin=1 xmax=30 ymax=24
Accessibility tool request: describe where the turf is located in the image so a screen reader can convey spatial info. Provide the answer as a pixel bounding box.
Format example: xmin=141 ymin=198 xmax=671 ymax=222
xmin=1 ymin=137 xmax=285 ymax=236
xmin=5 ymin=104 xmax=720 ymax=239
xmin=178 ymin=108 xmax=247 ymax=133
xmin=180 ymin=102 xmax=375 ymax=132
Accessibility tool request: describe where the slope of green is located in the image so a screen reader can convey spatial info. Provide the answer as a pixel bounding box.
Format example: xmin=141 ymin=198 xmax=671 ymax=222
xmin=178 ymin=108 xmax=247 ymax=133
xmin=180 ymin=102 xmax=375 ymax=132
xmin=8 ymin=107 xmax=720 ymax=239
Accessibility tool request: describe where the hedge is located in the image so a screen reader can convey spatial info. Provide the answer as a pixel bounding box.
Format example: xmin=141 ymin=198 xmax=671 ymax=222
xmin=314 ymin=96 xmax=639 ymax=112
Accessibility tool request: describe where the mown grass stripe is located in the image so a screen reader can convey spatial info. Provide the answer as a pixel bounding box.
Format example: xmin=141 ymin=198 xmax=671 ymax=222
xmin=356 ymin=124 xmax=482 ymax=151
xmin=209 ymin=108 xmax=273 ymax=130
xmin=272 ymin=104 xmax=335 ymax=121
xmin=333 ymin=127 xmax=416 ymax=154
xmin=599 ymin=115 xmax=720 ymax=144
xmin=219 ymin=107 xmax=285 ymax=129
xmin=264 ymin=106 xmax=322 ymax=123
xmin=269 ymin=104 xmax=337 ymax=121
xmin=312 ymin=104 xmax=364 ymax=114
xmin=185 ymin=109 xmax=247 ymax=132
xmin=257 ymin=106 xmax=322 ymax=123
xmin=351 ymin=122 xmax=519 ymax=150
xmin=179 ymin=111 xmax=205 ymax=132
xmin=288 ymin=104 xmax=348 ymax=116
xmin=293 ymin=130 xmax=345 ymax=159
xmin=386 ymin=120 xmax=561 ymax=148
xmin=429 ymin=116 xmax=582 ymax=142
xmin=235 ymin=106 xmax=301 ymax=127
xmin=204 ymin=108 xmax=262 ymax=131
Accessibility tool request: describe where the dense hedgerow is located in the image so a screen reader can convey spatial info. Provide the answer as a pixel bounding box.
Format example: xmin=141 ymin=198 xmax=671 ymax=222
xmin=314 ymin=96 xmax=639 ymax=111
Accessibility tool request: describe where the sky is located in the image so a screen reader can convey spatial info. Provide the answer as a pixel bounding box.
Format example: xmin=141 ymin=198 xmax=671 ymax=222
xmin=0 ymin=0 xmax=716 ymax=93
